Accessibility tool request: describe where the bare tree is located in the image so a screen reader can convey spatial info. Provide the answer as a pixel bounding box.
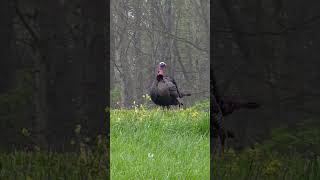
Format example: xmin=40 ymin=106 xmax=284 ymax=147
xmin=111 ymin=0 xmax=210 ymax=108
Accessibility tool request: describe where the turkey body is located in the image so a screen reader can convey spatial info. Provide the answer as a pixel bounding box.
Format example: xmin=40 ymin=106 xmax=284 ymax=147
xmin=212 ymin=94 xmax=260 ymax=152
xmin=150 ymin=76 xmax=188 ymax=107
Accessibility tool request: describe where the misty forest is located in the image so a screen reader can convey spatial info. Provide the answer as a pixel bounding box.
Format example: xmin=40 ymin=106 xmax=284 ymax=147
xmin=0 ymin=0 xmax=108 ymax=178
xmin=110 ymin=0 xmax=210 ymax=108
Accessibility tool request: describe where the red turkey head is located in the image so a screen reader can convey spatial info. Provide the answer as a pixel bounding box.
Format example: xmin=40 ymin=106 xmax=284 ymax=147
xmin=157 ymin=62 xmax=166 ymax=76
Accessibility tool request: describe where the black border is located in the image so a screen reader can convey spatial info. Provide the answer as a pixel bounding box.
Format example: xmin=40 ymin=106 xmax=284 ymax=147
xmin=106 ymin=0 xmax=111 ymax=178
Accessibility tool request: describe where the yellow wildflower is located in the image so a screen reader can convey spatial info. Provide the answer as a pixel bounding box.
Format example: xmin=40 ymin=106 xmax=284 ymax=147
xmin=191 ymin=111 xmax=199 ymax=118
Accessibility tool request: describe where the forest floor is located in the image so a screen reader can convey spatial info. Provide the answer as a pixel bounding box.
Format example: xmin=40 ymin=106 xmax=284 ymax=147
xmin=213 ymin=119 xmax=320 ymax=180
xmin=110 ymin=102 xmax=210 ymax=179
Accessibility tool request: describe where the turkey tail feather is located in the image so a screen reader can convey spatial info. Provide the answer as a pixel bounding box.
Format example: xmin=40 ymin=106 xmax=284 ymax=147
xmin=181 ymin=93 xmax=191 ymax=97
xmin=243 ymin=102 xmax=260 ymax=109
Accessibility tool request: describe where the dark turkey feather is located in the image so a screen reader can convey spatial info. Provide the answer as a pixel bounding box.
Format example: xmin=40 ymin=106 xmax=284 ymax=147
xmin=212 ymin=72 xmax=260 ymax=152
xmin=150 ymin=75 xmax=190 ymax=108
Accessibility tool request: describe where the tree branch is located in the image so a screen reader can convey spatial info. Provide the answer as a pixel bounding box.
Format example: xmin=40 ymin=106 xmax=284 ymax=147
xmin=14 ymin=0 xmax=39 ymax=44
xmin=214 ymin=14 xmax=320 ymax=36
xmin=150 ymin=28 xmax=209 ymax=53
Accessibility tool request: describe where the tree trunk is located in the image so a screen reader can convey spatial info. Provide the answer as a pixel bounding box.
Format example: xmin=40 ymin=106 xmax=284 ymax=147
xmin=133 ymin=0 xmax=143 ymax=104
xmin=0 ymin=0 xmax=14 ymax=94
xmin=0 ymin=0 xmax=15 ymax=149
xmin=36 ymin=1 xmax=74 ymax=149
xmin=32 ymin=49 xmax=48 ymax=149
xmin=81 ymin=0 xmax=108 ymax=138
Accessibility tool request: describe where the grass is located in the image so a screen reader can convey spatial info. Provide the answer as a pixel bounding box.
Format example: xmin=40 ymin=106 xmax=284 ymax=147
xmin=0 ymin=100 xmax=209 ymax=179
xmin=110 ymin=104 xmax=210 ymax=179
xmin=0 ymin=126 xmax=108 ymax=179
xmin=3 ymin=98 xmax=319 ymax=179
xmin=0 ymin=150 xmax=108 ymax=179
xmin=213 ymin=119 xmax=320 ymax=180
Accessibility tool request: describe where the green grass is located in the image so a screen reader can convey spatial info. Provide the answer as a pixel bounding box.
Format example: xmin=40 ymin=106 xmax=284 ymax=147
xmin=111 ymin=105 xmax=210 ymax=179
xmin=213 ymin=119 xmax=320 ymax=180
xmin=0 ymin=126 xmax=108 ymax=179
xmin=0 ymin=150 xmax=108 ymax=179
xmin=4 ymin=98 xmax=319 ymax=179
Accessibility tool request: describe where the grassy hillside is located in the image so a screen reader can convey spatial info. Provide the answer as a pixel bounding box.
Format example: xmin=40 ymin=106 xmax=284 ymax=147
xmin=111 ymin=103 xmax=210 ymax=179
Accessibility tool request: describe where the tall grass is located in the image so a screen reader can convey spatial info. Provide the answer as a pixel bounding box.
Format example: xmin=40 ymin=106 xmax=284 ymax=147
xmin=0 ymin=150 xmax=108 ymax=179
xmin=0 ymin=126 xmax=108 ymax=179
xmin=213 ymin=119 xmax=320 ymax=180
xmin=111 ymin=104 xmax=210 ymax=179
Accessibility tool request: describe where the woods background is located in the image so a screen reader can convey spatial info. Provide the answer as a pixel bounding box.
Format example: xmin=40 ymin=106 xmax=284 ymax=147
xmin=0 ymin=0 xmax=108 ymax=151
xmin=213 ymin=0 xmax=320 ymax=149
xmin=110 ymin=0 xmax=210 ymax=108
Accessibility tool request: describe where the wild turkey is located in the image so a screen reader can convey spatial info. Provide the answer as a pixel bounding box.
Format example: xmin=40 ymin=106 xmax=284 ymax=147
xmin=150 ymin=62 xmax=191 ymax=108
xmin=212 ymin=75 xmax=260 ymax=153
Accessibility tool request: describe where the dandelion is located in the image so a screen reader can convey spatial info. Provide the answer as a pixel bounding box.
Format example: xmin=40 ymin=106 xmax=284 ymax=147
xmin=264 ymin=159 xmax=282 ymax=175
xmin=247 ymin=147 xmax=262 ymax=161
xmin=74 ymin=124 xmax=81 ymax=134
xmin=145 ymin=94 xmax=151 ymax=101
xmin=70 ymin=139 xmax=75 ymax=145
xmin=21 ymin=128 xmax=30 ymax=137
xmin=148 ymin=152 xmax=154 ymax=159
xmin=191 ymin=111 xmax=199 ymax=118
